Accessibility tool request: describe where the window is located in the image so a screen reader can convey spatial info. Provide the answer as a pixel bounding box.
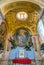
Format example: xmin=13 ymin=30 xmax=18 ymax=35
xmin=16 ymin=12 xmax=28 ymax=21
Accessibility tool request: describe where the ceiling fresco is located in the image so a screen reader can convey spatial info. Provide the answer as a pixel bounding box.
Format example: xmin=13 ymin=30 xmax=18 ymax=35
xmin=1 ymin=1 xmax=41 ymax=35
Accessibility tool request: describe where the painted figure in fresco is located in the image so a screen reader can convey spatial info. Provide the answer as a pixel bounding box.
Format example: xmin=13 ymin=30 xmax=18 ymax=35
xmin=0 ymin=9 xmax=6 ymax=50
xmin=17 ymin=29 xmax=27 ymax=43
xmin=15 ymin=28 xmax=28 ymax=46
xmin=0 ymin=10 xmax=7 ymax=36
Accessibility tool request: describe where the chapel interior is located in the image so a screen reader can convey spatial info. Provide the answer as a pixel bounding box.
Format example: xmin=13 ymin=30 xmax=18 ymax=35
xmin=0 ymin=0 xmax=44 ymax=65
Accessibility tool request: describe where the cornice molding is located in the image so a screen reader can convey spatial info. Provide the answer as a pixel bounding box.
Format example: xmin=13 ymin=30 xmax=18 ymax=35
xmin=0 ymin=0 xmax=44 ymax=8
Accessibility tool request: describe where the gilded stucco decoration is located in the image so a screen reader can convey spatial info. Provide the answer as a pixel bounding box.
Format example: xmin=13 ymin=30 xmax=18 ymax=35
xmin=1 ymin=1 xmax=41 ymax=35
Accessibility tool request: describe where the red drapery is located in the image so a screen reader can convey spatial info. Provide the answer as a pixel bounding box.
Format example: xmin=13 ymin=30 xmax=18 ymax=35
xmin=12 ymin=58 xmax=32 ymax=64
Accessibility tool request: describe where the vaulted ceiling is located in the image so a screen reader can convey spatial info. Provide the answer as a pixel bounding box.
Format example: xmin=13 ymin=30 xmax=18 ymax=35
xmin=1 ymin=1 xmax=42 ymax=35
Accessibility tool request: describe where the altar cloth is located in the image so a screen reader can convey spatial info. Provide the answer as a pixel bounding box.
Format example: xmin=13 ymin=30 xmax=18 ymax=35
xmin=12 ymin=58 xmax=32 ymax=64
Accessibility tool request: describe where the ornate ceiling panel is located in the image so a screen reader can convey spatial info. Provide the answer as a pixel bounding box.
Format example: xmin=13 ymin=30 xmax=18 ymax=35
xmin=1 ymin=1 xmax=41 ymax=35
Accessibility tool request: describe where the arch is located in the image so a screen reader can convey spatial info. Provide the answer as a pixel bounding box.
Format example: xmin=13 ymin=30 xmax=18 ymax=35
xmin=1 ymin=1 xmax=41 ymax=35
